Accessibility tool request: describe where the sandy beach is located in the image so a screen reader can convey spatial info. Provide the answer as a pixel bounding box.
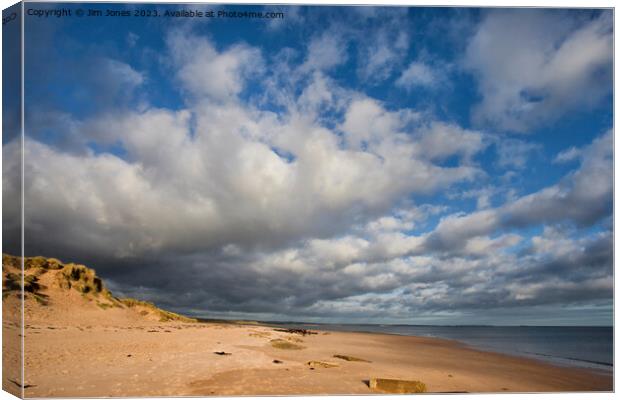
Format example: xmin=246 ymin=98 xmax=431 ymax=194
xmin=2 ymin=255 xmax=613 ymax=397
xmin=12 ymin=322 xmax=612 ymax=397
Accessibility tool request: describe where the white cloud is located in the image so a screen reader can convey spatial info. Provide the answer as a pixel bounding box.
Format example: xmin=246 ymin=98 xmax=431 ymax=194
xmin=301 ymin=30 xmax=348 ymax=72
xmin=366 ymin=216 xmax=413 ymax=234
xmin=429 ymin=209 xmax=501 ymax=251
xmin=453 ymin=186 xmax=499 ymax=210
xmin=296 ymin=72 xmax=349 ymax=119
xmin=413 ymin=121 xmax=486 ymax=162
xmin=167 ymin=29 xmax=263 ymax=102
xmin=340 ymin=97 xmax=418 ymax=151
xmin=495 ymin=138 xmax=541 ymax=169
xmin=14 ymin=62 xmax=486 ymax=260
xmin=465 ymin=10 xmax=612 ymax=132
xmin=463 ymin=234 xmax=522 ymax=256
xmin=503 ymin=130 xmax=612 ymax=227
xmin=104 ymin=58 xmax=144 ymax=87
xmin=553 ymin=146 xmax=581 ymax=164
xmin=358 ymin=30 xmax=409 ymax=83
xmin=424 ymin=129 xmax=612 ymax=254
xmin=396 ymin=61 xmax=437 ymax=89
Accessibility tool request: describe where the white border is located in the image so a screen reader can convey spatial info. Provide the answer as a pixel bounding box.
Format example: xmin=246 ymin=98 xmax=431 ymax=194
xmin=0 ymin=1 xmax=616 ymax=400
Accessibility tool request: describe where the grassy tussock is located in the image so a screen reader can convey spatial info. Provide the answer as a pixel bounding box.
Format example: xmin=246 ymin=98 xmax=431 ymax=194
xmin=2 ymin=254 xmax=21 ymax=270
xmin=3 ymin=272 xmax=22 ymax=291
xmin=2 ymin=265 xmax=50 ymax=305
xmin=96 ymin=302 xmax=114 ymax=310
xmin=119 ymin=298 xmax=197 ymax=323
xmin=58 ymin=264 xmax=106 ymax=295
xmin=33 ymin=293 xmax=49 ymax=305
xmin=24 ymin=256 xmax=63 ymax=270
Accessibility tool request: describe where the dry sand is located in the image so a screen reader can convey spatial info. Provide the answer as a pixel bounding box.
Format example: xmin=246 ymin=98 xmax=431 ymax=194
xmin=2 ymin=255 xmax=613 ymax=397
xmin=15 ymin=322 xmax=613 ymax=397
xmin=9 ymin=323 xmax=612 ymax=397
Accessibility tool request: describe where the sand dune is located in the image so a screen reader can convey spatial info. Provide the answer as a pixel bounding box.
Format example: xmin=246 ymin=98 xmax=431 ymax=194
xmin=2 ymin=254 xmax=613 ymax=397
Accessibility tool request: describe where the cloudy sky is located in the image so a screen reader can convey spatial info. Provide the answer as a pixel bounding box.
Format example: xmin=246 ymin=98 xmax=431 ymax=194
xmin=3 ymin=4 xmax=613 ymax=325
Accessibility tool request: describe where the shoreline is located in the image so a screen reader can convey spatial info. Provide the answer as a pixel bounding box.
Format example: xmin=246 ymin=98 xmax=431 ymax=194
xmin=16 ymin=320 xmax=612 ymax=396
xmin=260 ymin=322 xmax=614 ymax=374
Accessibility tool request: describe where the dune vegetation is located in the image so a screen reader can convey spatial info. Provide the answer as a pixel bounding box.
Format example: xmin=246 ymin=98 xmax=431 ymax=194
xmin=2 ymin=253 xmax=197 ymax=323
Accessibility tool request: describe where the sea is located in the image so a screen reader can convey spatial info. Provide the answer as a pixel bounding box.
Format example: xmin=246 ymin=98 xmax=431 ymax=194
xmin=266 ymin=322 xmax=613 ymax=372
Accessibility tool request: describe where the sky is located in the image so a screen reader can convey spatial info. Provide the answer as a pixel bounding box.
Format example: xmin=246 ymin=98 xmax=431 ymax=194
xmin=2 ymin=3 xmax=614 ymax=325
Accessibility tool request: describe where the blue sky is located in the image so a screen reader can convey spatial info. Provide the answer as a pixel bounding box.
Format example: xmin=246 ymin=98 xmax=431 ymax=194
xmin=3 ymin=3 xmax=613 ymax=325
